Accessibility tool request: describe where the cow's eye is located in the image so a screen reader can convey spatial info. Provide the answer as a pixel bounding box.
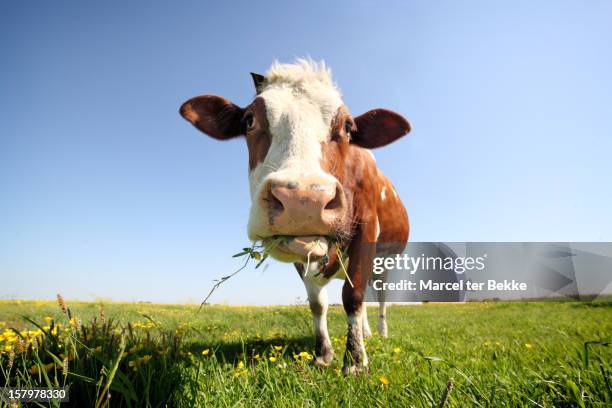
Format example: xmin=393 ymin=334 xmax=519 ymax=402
xmin=344 ymin=120 xmax=353 ymax=134
xmin=244 ymin=114 xmax=255 ymax=130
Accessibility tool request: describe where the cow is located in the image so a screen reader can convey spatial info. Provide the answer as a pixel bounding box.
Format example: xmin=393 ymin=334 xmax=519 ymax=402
xmin=180 ymin=59 xmax=410 ymax=374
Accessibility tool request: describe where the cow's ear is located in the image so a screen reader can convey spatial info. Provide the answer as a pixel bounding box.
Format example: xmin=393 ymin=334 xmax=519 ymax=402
xmin=351 ymin=109 xmax=411 ymax=149
xmin=179 ymin=95 xmax=244 ymax=140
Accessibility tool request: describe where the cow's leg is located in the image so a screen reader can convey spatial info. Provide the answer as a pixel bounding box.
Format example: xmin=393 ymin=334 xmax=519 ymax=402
xmin=341 ymin=225 xmax=377 ymax=375
xmin=362 ymin=302 xmax=373 ymax=338
xmin=378 ymin=301 xmax=388 ymax=337
xmin=302 ymin=264 xmax=333 ymax=366
xmin=342 ymin=281 xmax=368 ymax=374
xmin=377 ymin=269 xmax=389 ymax=337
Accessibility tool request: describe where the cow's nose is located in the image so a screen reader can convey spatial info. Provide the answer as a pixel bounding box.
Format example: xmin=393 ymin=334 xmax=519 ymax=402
xmin=260 ymin=176 xmax=346 ymax=234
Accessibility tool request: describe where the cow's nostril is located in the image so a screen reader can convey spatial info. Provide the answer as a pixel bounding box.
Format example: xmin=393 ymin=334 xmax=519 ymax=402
xmin=324 ymin=186 xmax=343 ymax=210
xmin=267 ymin=189 xmax=285 ymax=211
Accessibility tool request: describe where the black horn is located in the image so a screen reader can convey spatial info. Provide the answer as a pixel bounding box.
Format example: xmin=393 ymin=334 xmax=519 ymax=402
xmin=250 ymin=72 xmax=266 ymax=93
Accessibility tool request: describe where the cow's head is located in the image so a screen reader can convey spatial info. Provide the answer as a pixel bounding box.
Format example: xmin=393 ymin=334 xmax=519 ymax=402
xmin=180 ymin=60 xmax=410 ymax=262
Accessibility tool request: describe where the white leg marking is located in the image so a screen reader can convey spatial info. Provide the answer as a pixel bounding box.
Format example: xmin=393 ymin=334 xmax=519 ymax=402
xmin=344 ymin=309 xmax=368 ymax=374
xmin=378 ymin=301 xmax=388 ymax=338
xmin=302 ymin=263 xmax=333 ymax=365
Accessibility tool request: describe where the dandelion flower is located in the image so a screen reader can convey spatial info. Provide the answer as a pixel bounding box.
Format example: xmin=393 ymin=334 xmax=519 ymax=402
xmin=524 ymin=343 xmax=533 ymax=348
xmin=274 ymin=345 xmax=283 ymax=351
xmin=254 ymin=354 xmax=260 ymax=360
xmin=393 ymin=347 xmax=401 ymax=354
xmin=269 ymin=356 xmax=277 ymax=363
xmin=233 ymin=370 xmax=247 ymax=378
xmin=293 ymin=351 xmax=313 ymax=361
xmin=202 ymin=348 xmax=210 ymax=356
xmin=379 ymin=375 xmax=390 ymax=385
xmin=237 ymin=361 xmax=245 ymax=369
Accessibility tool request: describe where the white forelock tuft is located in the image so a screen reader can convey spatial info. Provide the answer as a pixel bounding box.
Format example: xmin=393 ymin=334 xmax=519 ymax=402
xmin=264 ymin=58 xmax=339 ymax=94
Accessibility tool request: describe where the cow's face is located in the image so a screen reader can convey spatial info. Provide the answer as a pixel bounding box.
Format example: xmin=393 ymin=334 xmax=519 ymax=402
xmin=180 ymin=60 xmax=410 ymax=262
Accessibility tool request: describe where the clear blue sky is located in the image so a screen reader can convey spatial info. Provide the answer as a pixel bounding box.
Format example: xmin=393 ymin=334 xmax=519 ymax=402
xmin=1 ymin=1 xmax=611 ymax=304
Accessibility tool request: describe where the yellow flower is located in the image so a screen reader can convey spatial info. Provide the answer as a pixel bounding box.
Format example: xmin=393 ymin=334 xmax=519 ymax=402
xmin=274 ymin=345 xmax=283 ymax=351
xmin=293 ymin=351 xmax=313 ymax=361
xmin=379 ymin=375 xmax=390 ymax=385
xmin=524 ymin=343 xmax=533 ymax=348
xmin=393 ymin=347 xmax=401 ymax=354
xmin=253 ymin=354 xmax=260 ymax=360
xmin=237 ymin=361 xmax=245 ymax=369
xmin=268 ymin=356 xmax=277 ymax=363
xmin=202 ymin=348 xmax=210 ymax=356
xmin=233 ymin=370 xmax=247 ymax=378
xmin=128 ymin=355 xmax=152 ymax=371
xmin=92 ymin=346 xmax=102 ymax=353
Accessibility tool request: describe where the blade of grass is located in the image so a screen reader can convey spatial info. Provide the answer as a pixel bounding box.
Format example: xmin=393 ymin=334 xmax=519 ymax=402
xmin=94 ymin=336 xmax=126 ymax=408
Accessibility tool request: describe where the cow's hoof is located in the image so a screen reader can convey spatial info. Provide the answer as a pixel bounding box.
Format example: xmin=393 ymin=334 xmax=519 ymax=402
xmin=313 ymin=353 xmax=334 ymax=367
xmin=378 ymin=322 xmax=388 ymax=338
xmin=342 ymin=364 xmax=369 ymax=376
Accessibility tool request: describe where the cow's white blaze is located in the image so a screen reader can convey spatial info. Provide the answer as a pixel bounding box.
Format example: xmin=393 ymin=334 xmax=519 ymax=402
xmin=247 ymin=60 xmax=343 ymax=240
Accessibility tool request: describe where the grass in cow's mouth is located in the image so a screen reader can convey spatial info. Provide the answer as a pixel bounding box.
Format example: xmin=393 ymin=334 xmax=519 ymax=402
xmin=198 ymin=236 xmax=292 ymax=309
xmin=199 ymin=235 xmax=353 ymax=308
xmin=335 ymin=244 xmax=354 ymax=288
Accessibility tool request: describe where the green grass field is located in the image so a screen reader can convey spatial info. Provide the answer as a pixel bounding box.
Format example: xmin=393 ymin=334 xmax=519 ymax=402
xmin=0 ymin=299 xmax=610 ymax=407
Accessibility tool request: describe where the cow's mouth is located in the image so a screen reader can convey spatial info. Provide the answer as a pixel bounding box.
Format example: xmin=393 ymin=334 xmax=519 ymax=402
xmin=262 ymin=235 xmax=330 ymax=262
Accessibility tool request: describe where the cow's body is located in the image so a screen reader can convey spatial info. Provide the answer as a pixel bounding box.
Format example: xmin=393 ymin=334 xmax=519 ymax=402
xmin=180 ymin=60 xmax=410 ymax=374
xmin=296 ymin=146 xmax=409 ymax=370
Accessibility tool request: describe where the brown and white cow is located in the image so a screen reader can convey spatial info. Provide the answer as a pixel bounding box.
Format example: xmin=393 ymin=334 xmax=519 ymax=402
xmin=180 ymin=59 xmax=409 ymax=374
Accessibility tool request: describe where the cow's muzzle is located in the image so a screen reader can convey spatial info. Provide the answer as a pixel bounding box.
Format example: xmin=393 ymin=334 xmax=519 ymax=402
xmin=252 ymin=174 xmax=348 ymax=261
